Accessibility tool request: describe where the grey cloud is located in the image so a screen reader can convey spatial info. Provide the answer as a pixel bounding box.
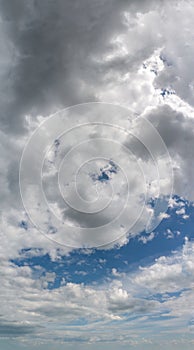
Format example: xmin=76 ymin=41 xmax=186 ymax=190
xmin=108 ymin=297 xmax=156 ymax=314
xmin=0 ymin=0 xmax=126 ymax=133
xmin=1 ymin=0 xmax=194 ymax=345
xmin=147 ymin=105 xmax=194 ymax=199
xmin=0 ymin=321 xmax=36 ymax=336
xmin=125 ymin=105 xmax=190 ymax=161
xmin=147 ymin=105 xmax=194 ymax=151
xmin=0 ymin=0 xmax=159 ymax=135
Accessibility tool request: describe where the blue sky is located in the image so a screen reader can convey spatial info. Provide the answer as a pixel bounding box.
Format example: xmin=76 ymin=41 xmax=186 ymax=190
xmin=3 ymin=195 xmax=193 ymax=349
xmin=1 ymin=0 xmax=194 ymax=349
xmin=14 ymin=196 xmax=193 ymax=288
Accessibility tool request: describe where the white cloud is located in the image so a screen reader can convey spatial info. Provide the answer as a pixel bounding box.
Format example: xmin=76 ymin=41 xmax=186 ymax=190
xmin=0 ymin=238 xmax=194 ymax=344
xmin=165 ymin=229 xmax=174 ymax=239
xmin=1 ymin=0 xmax=194 ymax=347
xmin=0 ymin=0 xmax=194 ymax=254
xmin=138 ymin=232 xmax=155 ymax=244
xmin=133 ymin=238 xmax=194 ymax=294
xmin=176 ymin=208 xmax=185 ymax=215
xmin=158 ymin=212 xmax=170 ymax=220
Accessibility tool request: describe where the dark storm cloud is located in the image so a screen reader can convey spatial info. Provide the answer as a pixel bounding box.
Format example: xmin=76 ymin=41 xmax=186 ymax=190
xmin=0 ymin=0 xmax=156 ymax=134
xmin=0 ymin=0 xmax=126 ymax=133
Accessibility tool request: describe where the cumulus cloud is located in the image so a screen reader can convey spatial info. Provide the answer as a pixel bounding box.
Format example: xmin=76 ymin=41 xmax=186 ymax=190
xmin=1 ymin=0 xmax=194 ymax=347
xmin=0 ymin=0 xmax=194 ymax=252
xmin=0 ymin=238 xmax=194 ymax=344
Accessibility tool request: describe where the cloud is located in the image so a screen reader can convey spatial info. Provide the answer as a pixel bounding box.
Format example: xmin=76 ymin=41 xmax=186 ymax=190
xmin=0 ymin=0 xmax=131 ymax=133
xmin=138 ymin=232 xmax=155 ymax=244
xmin=0 ymin=238 xmax=194 ymax=344
xmin=1 ymin=0 xmax=194 ymax=347
xmin=0 ymin=323 xmax=36 ymax=336
xmin=0 ymin=0 xmax=193 ymax=261
xmin=0 ymin=0 xmax=194 ymax=251
xmin=145 ymin=105 xmax=194 ymax=200
xmin=133 ymin=238 xmax=194 ymax=293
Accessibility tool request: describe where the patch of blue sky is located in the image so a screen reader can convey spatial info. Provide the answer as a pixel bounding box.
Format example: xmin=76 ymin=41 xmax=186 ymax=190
xmin=160 ymin=88 xmax=176 ymax=97
xmin=18 ymin=220 xmax=28 ymax=230
xmin=90 ymin=160 xmax=118 ymax=183
xmin=150 ymin=314 xmax=178 ymax=321
xmin=66 ymin=318 xmax=90 ymax=327
xmin=144 ymin=289 xmax=190 ymax=303
xmin=14 ymin=195 xmax=194 ymax=289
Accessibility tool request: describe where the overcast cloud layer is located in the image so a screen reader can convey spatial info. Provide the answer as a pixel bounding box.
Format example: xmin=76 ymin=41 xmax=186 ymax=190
xmin=0 ymin=0 xmax=194 ymax=349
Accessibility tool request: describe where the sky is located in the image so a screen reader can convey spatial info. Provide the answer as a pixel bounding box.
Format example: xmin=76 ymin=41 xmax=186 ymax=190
xmin=0 ymin=0 xmax=194 ymax=349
